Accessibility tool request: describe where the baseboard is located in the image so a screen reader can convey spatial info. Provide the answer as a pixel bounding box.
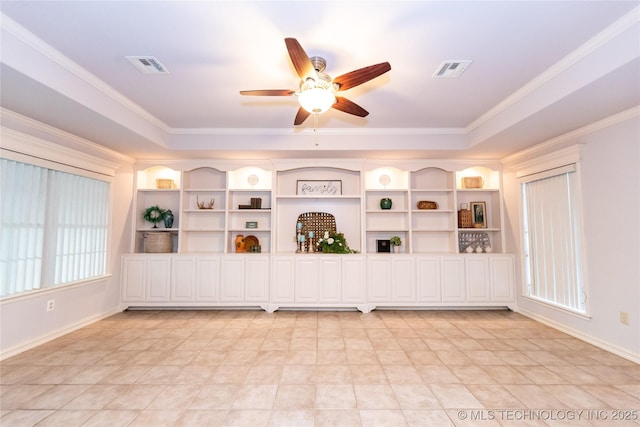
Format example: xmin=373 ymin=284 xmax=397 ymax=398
xmin=515 ymin=307 xmax=640 ymax=364
xmin=0 ymin=308 xmax=122 ymax=361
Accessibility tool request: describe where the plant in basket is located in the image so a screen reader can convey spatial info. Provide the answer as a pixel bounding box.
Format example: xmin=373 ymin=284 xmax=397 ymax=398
xmin=316 ymin=230 xmax=357 ymax=254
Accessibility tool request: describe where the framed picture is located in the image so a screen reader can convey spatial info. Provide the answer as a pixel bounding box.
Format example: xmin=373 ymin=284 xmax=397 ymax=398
xmin=470 ymin=201 xmax=487 ymax=228
xmin=377 ymin=239 xmax=391 ymax=253
xmin=296 ymin=180 xmax=342 ymax=195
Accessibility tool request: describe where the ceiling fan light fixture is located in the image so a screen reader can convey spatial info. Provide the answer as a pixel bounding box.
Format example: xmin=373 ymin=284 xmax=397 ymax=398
xmin=298 ymin=87 xmax=336 ymax=114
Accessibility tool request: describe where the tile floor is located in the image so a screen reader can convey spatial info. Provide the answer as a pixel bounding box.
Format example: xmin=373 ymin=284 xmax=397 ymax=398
xmin=1 ymin=309 xmax=639 ymax=426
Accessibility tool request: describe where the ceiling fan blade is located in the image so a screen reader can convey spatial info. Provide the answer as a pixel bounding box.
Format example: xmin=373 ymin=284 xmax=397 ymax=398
xmin=332 ymin=96 xmax=369 ymax=117
xmin=294 ymin=107 xmax=311 ymax=125
xmin=332 ymin=62 xmax=391 ymax=91
xmin=240 ymin=89 xmax=295 ymax=96
xmin=285 ymin=38 xmax=317 ymax=81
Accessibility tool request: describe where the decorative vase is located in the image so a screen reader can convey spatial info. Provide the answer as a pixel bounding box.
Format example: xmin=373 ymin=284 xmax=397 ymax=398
xmin=380 ymin=198 xmax=392 ymax=210
xmin=163 ymin=209 xmax=174 ymax=228
xmin=235 ymin=235 xmax=246 ymax=253
xmin=393 ymin=246 xmax=399 ymax=253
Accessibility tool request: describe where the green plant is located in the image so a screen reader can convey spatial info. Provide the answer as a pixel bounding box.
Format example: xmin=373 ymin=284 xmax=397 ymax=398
xmin=390 ymin=236 xmax=402 ymax=246
xmin=316 ymin=230 xmax=357 ymax=254
xmin=143 ymin=205 xmax=165 ymax=228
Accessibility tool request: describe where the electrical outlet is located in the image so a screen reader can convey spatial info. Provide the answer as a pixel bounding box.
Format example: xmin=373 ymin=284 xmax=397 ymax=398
xmin=46 ymin=300 xmax=55 ymax=312
xmin=620 ymin=311 xmax=629 ymax=325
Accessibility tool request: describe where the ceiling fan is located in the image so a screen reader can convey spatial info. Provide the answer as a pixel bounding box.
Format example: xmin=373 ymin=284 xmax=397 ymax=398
xmin=240 ymin=38 xmax=391 ymax=125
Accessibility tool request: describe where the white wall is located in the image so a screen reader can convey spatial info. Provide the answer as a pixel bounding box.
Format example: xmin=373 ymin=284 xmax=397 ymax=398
xmin=502 ymin=115 xmax=640 ymax=362
xmin=0 ymin=127 xmax=134 ymax=359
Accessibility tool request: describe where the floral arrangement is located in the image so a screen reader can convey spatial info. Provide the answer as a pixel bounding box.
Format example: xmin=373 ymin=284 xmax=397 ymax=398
xmin=316 ymin=230 xmax=357 ymax=254
xmin=390 ymin=236 xmax=402 ymax=246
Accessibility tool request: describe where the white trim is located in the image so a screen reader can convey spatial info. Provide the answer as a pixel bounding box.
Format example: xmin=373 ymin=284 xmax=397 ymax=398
xmin=521 ymin=295 xmax=591 ymax=320
xmin=0 ymin=274 xmax=112 ymax=304
xmin=0 ymin=13 xmax=169 ymax=134
xmin=515 ymin=307 xmax=640 ymax=364
xmin=468 ymin=6 xmax=640 ymax=133
xmin=502 ymin=107 xmax=639 ymax=165
xmin=512 ymin=145 xmax=582 ymax=179
xmin=0 ymin=108 xmax=134 ymax=165
xmin=0 ymin=308 xmax=121 ymax=361
xmin=1 ymin=127 xmax=120 ymax=178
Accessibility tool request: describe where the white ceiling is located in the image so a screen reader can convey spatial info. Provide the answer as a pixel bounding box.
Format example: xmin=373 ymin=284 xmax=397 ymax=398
xmin=1 ymin=1 xmax=638 ymax=161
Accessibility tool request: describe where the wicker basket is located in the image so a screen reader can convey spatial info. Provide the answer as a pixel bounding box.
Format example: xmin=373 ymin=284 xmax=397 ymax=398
xmin=144 ymin=231 xmax=173 ymax=253
xmin=458 ymin=209 xmax=473 ymax=228
xmin=296 ymin=212 xmax=337 ymax=251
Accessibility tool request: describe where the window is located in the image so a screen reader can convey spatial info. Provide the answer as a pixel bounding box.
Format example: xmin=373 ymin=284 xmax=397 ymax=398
xmin=0 ymin=158 xmax=110 ymax=297
xmin=521 ymin=164 xmax=586 ymax=313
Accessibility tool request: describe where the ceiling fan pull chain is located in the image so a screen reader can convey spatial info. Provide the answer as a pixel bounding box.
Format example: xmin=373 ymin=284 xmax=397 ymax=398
xmin=314 ymin=114 xmax=319 ymax=147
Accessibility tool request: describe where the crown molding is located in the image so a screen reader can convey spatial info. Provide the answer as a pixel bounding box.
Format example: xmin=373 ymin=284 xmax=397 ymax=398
xmin=467 ymin=5 xmax=640 ymax=134
xmin=502 ymin=106 xmax=639 ymax=166
xmin=1 ymin=108 xmax=134 ymax=165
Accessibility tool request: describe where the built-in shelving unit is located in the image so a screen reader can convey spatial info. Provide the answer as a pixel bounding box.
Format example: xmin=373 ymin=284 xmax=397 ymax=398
xmin=124 ymin=159 xmax=513 ymax=312
xmin=131 ymin=160 xmax=504 ymax=255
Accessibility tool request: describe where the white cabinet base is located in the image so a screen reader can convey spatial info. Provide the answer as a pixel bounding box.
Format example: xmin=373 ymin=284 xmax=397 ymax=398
xmin=122 ymin=254 xmax=514 ymax=311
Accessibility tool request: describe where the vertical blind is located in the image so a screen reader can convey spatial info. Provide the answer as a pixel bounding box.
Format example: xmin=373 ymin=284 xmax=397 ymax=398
xmin=0 ymin=158 xmax=109 ymax=297
xmin=521 ymin=165 xmax=585 ymax=312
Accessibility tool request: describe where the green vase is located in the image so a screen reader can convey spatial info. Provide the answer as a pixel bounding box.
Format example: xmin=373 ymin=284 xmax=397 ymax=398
xmin=380 ymin=198 xmax=392 ymax=210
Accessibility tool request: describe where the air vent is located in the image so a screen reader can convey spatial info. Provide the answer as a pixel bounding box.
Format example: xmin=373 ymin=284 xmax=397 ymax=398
xmin=433 ymin=60 xmax=472 ymax=78
xmin=126 ymin=56 xmax=169 ymax=74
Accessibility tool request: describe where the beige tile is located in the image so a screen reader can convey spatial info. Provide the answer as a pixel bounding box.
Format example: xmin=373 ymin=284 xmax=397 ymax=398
xmin=428 ymin=384 xmax=484 ymax=409
xmin=503 ymin=384 xmax=569 ymax=408
xmin=174 ymin=409 xmax=227 ymax=427
xmin=231 ymin=384 xmax=277 ymax=409
xmin=104 ymin=384 xmax=165 ymax=409
xmin=466 ymin=384 xmax=524 ymax=408
xmin=391 ymin=384 xmax=441 ymax=409
xmin=350 ymin=365 xmax=388 ymax=384
xmin=268 ymin=409 xmax=315 ymax=426
xmin=346 ymin=350 xmax=379 ymax=365
xmin=383 ymin=365 xmax=423 ymax=384
xmin=358 ymin=409 xmax=407 ymax=426
xmin=580 ymin=385 xmax=640 ymax=408
xmin=415 ymin=365 xmax=461 ymax=384
xmin=0 ymin=409 xmax=54 ymax=426
xmin=97 ymin=365 xmax=150 ymax=384
xmin=223 ymin=409 xmax=271 ymax=426
xmin=403 ymin=409 xmax=454 ymax=427
xmin=280 ymin=366 xmax=316 ymax=384
xmin=244 ymin=365 xmax=283 ymax=384
xmin=315 ymin=409 xmax=361 ymax=426
xmin=128 ymin=409 xmax=184 ymax=426
xmin=147 ymin=384 xmax=201 ymax=409
xmin=316 ymin=350 xmax=348 ymax=365
xmin=315 ymin=365 xmax=352 ymax=384
xmin=135 ymin=365 xmax=182 ymax=384
xmin=354 ymin=384 xmax=400 ymax=409
xmin=273 ymin=385 xmax=315 ymax=410
xmin=63 ymin=384 xmax=126 ymax=410
xmin=189 ymin=384 xmax=239 ymax=410
xmin=316 ymin=384 xmax=357 ymax=409
xmin=22 ymin=384 xmax=90 ymax=409
xmin=1 ymin=384 xmax=54 ymax=410
xmin=35 ymin=409 xmax=95 ymax=426
xmin=81 ymin=409 xmax=139 ymax=427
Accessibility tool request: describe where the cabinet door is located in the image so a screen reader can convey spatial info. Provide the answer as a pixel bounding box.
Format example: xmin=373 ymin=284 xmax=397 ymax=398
xmin=490 ymin=255 xmax=515 ymax=302
xmin=319 ymin=257 xmax=341 ymax=302
xmin=367 ymin=257 xmax=392 ymax=302
xmin=220 ymin=256 xmax=244 ymax=301
xmin=441 ymin=257 xmax=465 ymax=302
xmin=342 ymin=256 xmax=365 ymax=303
xmin=196 ymin=256 xmax=220 ymax=301
xmin=416 ymin=256 xmax=441 ymax=302
xmin=146 ymin=256 xmax=171 ymax=302
xmin=465 ymin=257 xmax=490 ymax=301
xmin=122 ymin=256 xmax=147 ymax=301
xmin=271 ymin=256 xmax=294 ymax=302
xmin=245 ymin=256 xmax=269 ymax=302
xmin=392 ymin=257 xmax=415 ymax=302
xmin=171 ymin=256 xmax=196 ymax=301
xmin=295 ymin=257 xmax=318 ymax=302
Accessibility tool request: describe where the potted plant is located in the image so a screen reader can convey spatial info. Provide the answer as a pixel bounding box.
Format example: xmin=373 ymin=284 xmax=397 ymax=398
xmin=143 ymin=205 xmax=165 ymax=228
xmin=390 ymin=236 xmax=402 ymax=253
